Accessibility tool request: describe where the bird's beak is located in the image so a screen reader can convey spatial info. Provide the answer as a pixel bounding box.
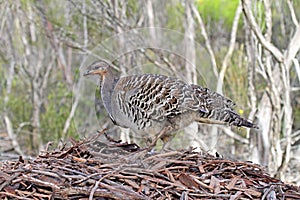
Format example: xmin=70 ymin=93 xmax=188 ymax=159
xmin=83 ymin=69 xmax=95 ymax=76
xmin=83 ymin=71 xmax=90 ymax=76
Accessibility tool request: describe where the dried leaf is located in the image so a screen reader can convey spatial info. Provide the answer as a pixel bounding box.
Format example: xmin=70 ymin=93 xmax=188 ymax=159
xmin=226 ymin=176 xmax=239 ymax=190
xmin=178 ymin=173 xmax=199 ymax=189
xmin=0 ymin=135 xmax=299 ymax=199
xmin=209 ymin=176 xmax=221 ymax=194
xmin=229 ymin=191 xmax=243 ymax=200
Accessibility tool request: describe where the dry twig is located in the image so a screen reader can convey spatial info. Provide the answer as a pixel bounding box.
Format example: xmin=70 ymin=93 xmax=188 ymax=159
xmin=0 ymin=132 xmax=299 ymax=199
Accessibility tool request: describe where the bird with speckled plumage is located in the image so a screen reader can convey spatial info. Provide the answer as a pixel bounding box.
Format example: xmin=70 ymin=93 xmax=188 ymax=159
xmin=84 ymin=60 xmax=257 ymax=147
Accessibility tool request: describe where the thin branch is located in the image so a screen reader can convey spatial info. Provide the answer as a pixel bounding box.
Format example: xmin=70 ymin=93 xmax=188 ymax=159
xmin=263 ymin=0 xmax=272 ymax=41
xmin=293 ymin=58 xmax=300 ymax=84
xmin=216 ymin=1 xmax=242 ymax=93
xmin=62 ymin=81 xmax=81 ymax=138
xmin=89 ymin=179 xmax=101 ymax=200
xmin=4 ymin=116 xmax=24 ymax=156
xmin=242 ymin=0 xmax=284 ymax=62
xmin=184 ymin=0 xmax=196 ymax=84
xmin=221 ymin=127 xmax=249 ymax=144
xmin=274 ymin=0 xmax=286 ymax=38
xmin=284 ymin=26 xmax=300 ymax=67
xmin=191 ymin=4 xmax=218 ymax=79
xmin=41 ymin=52 xmax=55 ymax=94
xmin=287 ymin=0 xmax=298 ymax=27
xmin=83 ymin=0 xmax=88 ymax=47
xmin=139 ymin=48 xmax=179 ymax=77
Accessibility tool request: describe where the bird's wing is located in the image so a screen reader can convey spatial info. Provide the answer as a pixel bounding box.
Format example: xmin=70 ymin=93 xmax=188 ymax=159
xmin=112 ymin=74 xmax=205 ymax=128
xmin=190 ymin=84 xmax=235 ymax=111
xmin=112 ymin=73 xmax=256 ymax=129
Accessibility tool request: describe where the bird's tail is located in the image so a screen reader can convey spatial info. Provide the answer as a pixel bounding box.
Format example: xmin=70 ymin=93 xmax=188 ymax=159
xmin=196 ymin=108 xmax=257 ymax=129
xmin=190 ymin=85 xmax=257 ymax=129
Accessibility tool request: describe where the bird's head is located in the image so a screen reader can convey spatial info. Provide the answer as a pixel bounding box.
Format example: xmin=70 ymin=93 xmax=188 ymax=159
xmin=83 ymin=60 xmax=111 ymax=77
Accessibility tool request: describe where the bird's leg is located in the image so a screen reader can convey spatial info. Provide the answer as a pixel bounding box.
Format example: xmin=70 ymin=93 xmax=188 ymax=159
xmin=146 ymin=126 xmax=173 ymax=151
xmin=160 ymin=134 xmax=173 ymax=150
xmin=126 ymin=126 xmax=173 ymax=162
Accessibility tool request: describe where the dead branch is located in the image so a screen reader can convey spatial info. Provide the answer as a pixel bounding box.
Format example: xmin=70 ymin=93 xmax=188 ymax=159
xmin=241 ymin=0 xmax=284 ymax=62
xmin=0 ymin=135 xmax=299 ymax=199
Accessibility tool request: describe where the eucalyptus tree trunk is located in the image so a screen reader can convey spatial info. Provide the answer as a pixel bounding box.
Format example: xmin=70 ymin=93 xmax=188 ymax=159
xmin=14 ymin=1 xmax=55 ymax=151
xmin=183 ymin=0 xmax=201 ymax=151
xmin=242 ymin=0 xmax=300 ymax=179
xmin=113 ymin=0 xmax=131 ymax=143
xmin=2 ymin=5 xmax=23 ymax=156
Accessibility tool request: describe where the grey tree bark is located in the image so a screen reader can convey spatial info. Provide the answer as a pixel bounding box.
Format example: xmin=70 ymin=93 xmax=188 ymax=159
xmin=242 ymin=0 xmax=300 ymax=179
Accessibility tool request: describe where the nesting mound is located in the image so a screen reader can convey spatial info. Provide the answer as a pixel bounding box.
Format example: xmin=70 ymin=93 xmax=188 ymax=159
xmin=0 ymin=132 xmax=299 ymax=199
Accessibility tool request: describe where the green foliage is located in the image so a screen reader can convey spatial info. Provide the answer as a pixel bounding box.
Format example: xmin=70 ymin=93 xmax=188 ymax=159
xmin=0 ymin=63 xmax=5 ymax=111
xmin=4 ymin=75 xmax=32 ymax=124
xmin=294 ymin=107 xmax=300 ymax=130
xmin=221 ymin=46 xmax=251 ymax=138
xmin=222 ymin=46 xmax=248 ymax=111
xmin=1 ymin=73 xmax=32 ymax=148
xmin=166 ymin=2 xmax=184 ymax=31
xmin=1 ymin=70 xmax=78 ymax=147
xmin=196 ymin=0 xmax=239 ymax=28
xmin=127 ymin=0 xmax=138 ymax=18
xmin=40 ymin=80 xmax=76 ymax=142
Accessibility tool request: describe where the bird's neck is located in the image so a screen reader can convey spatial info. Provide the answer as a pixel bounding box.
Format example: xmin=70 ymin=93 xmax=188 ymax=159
xmin=100 ymin=68 xmax=118 ymax=119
